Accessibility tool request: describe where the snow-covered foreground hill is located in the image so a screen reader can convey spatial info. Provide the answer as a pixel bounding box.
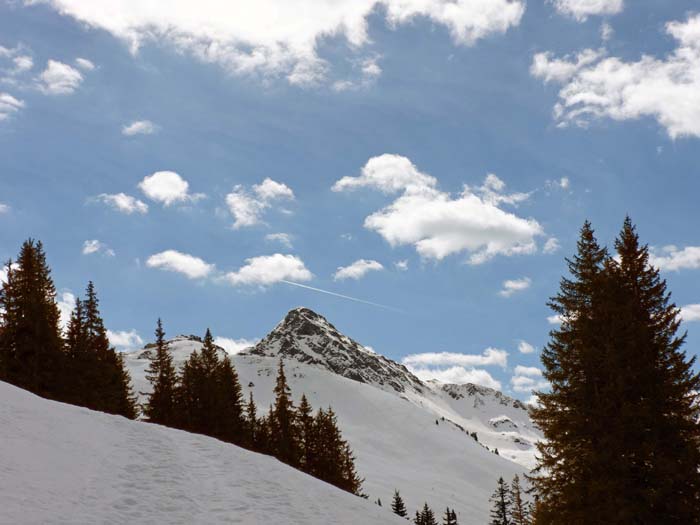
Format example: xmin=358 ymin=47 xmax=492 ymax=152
xmin=124 ymin=308 xmax=536 ymax=521
xmin=0 ymin=381 xmax=407 ymax=525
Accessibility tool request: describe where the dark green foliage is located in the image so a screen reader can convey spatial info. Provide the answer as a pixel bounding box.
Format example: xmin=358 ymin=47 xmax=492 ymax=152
xmin=531 ymin=218 xmax=700 ymax=523
xmin=443 ymin=507 xmax=458 ymax=525
xmin=296 ymin=393 xmax=315 ymax=470
xmin=414 ymin=503 xmax=437 ymax=525
xmin=269 ymin=358 xmax=299 ymax=466
xmin=0 ymin=241 xmax=64 ymax=397
xmin=391 ymin=490 xmax=408 ymax=517
xmin=489 ymin=477 xmax=511 ymax=525
xmin=143 ymin=319 xmax=177 ymax=425
xmin=244 ymin=391 xmax=260 ymax=450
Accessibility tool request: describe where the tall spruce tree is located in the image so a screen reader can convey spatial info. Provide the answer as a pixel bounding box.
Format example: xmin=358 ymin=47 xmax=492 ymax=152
xmin=296 ymin=393 xmax=315 ymax=470
xmin=216 ymin=353 xmax=245 ymax=444
xmin=143 ymin=319 xmax=177 ymax=425
xmin=510 ymin=475 xmax=529 ymax=525
xmin=414 ymin=503 xmax=437 ymax=525
xmin=489 ymin=477 xmax=511 ymax=525
xmin=529 ymin=221 xmax=608 ymax=522
xmin=0 ymin=241 xmax=64 ymax=398
xmin=443 ymin=508 xmax=458 ymax=525
xmin=391 ymin=490 xmax=408 ymax=517
xmin=269 ymin=359 xmax=299 ymax=466
xmin=244 ymin=391 xmax=259 ymax=450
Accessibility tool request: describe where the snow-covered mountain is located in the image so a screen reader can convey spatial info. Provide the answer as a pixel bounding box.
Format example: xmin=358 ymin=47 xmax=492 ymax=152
xmin=0 ymin=380 xmax=406 ymax=525
xmin=123 ymin=306 xmax=540 ymax=521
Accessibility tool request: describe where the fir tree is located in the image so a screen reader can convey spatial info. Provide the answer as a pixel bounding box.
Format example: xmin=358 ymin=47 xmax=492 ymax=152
xmin=143 ymin=319 xmax=177 ymax=426
xmin=443 ymin=508 xmax=458 ymax=525
xmin=216 ymin=353 xmax=245 ymax=444
xmin=269 ymin=359 xmax=299 ymax=466
xmin=296 ymin=393 xmax=315 ymax=470
xmin=489 ymin=477 xmax=511 ymax=525
xmin=391 ymin=490 xmax=408 ymax=517
xmin=510 ymin=475 xmax=529 ymax=525
xmin=0 ymin=240 xmax=64 ymax=398
xmin=244 ymin=391 xmax=259 ymax=450
xmin=415 ymin=503 xmax=437 ymax=525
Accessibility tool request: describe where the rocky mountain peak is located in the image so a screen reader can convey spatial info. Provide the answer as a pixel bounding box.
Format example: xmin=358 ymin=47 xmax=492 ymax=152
xmin=242 ymin=307 xmax=424 ymax=394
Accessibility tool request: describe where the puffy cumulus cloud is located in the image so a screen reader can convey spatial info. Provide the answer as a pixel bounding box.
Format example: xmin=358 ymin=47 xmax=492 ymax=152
xmin=518 ymin=340 xmax=536 ymax=354
xmin=409 ymin=365 xmax=502 ymax=390
xmin=402 ymin=348 xmax=508 ymax=369
xmin=74 ymin=57 xmax=95 ymax=70
xmin=122 ymin=120 xmax=158 ymax=136
xmin=138 ymin=171 xmax=205 ymax=206
xmin=82 ymin=239 xmax=115 ymax=257
xmin=57 ymin=290 xmax=76 ymax=331
xmin=214 ymin=336 xmax=258 ymax=355
xmin=146 ymin=250 xmax=215 ymax=279
xmin=0 ymin=92 xmax=25 ymax=121
xmin=499 ymin=277 xmax=531 ymax=297
xmin=543 ymin=237 xmax=561 ymax=254
xmin=27 ymin=0 xmax=524 ymax=87
xmin=37 ymin=59 xmax=84 ymax=94
xmin=531 ymin=14 xmax=700 ymax=139
xmin=333 ymin=154 xmax=543 ymax=263
xmin=649 ymin=245 xmax=700 ymax=272
xmin=265 ymin=233 xmax=293 ymax=248
xmin=333 ymin=259 xmax=384 ymax=281
xmin=94 ymin=193 xmax=149 ymax=214
xmin=511 ymin=364 xmax=548 ymax=394
xmin=551 ymin=0 xmax=623 ymax=22
xmin=107 ymin=329 xmax=144 ymax=351
xmin=224 ymin=253 xmax=312 ymax=286
xmin=226 ymin=178 xmax=295 ymax=229
xmin=680 ymin=304 xmax=700 ymax=323
xmin=547 ymin=314 xmax=564 ymax=325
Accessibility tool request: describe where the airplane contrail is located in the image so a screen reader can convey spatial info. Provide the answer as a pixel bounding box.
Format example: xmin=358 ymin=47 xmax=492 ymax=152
xmin=280 ymin=280 xmax=402 ymax=312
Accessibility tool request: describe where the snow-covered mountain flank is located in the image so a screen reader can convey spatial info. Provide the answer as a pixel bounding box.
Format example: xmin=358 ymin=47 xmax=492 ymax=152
xmin=0 ymin=381 xmax=406 ymax=525
xmin=124 ymin=306 xmax=540 ymax=521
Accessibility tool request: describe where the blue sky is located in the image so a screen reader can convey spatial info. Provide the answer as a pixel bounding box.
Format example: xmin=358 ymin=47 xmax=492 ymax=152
xmin=1 ymin=0 xmax=699 ymax=400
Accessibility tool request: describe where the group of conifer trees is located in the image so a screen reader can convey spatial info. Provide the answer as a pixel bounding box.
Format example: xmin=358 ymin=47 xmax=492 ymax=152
xmin=488 ymin=475 xmax=530 ymax=525
xmin=142 ymin=320 xmax=363 ymax=496
xmin=0 ymin=239 xmax=136 ymax=418
xmin=389 ymin=490 xmax=458 ymax=524
xmin=502 ymin=218 xmax=700 ymax=524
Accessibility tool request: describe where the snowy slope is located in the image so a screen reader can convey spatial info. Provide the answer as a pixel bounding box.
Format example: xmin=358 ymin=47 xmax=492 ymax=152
xmin=123 ymin=308 xmax=537 ymax=521
xmin=0 ymin=381 xmax=407 ymax=525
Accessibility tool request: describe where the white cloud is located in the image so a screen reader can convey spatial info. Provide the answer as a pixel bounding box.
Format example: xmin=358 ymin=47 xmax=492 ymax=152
xmin=225 ymin=178 xmax=295 ymax=229
xmin=0 ymin=263 xmax=19 ymax=285
xmin=13 ymin=55 xmax=34 ymax=73
xmin=74 ymin=57 xmax=95 ymax=70
xmin=514 ymin=365 xmax=542 ymax=377
xmin=409 ymin=365 xmax=502 ymax=390
xmin=138 ymin=171 xmax=204 ymax=206
xmin=333 ymin=154 xmax=543 ymax=263
xmin=680 ymin=304 xmax=700 ymax=323
xmin=333 ymin=259 xmax=384 ymax=281
xmin=551 ymin=0 xmax=624 ymax=21
xmin=82 ymin=239 xmax=115 ymax=257
xmin=0 ymin=92 xmax=25 ymax=121
xmin=28 ymin=0 xmax=524 ymax=87
xmin=57 ymin=290 xmax=76 ymax=331
xmin=37 ymin=59 xmax=84 ymax=94
xmin=122 ymin=120 xmax=158 ymax=136
xmin=265 ymin=233 xmax=293 ymax=248
xmin=402 ymin=348 xmax=508 ymax=368
xmin=214 ymin=336 xmax=258 ymax=355
xmin=107 ymin=329 xmax=144 ymax=351
xmin=547 ymin=314 xmax=564 ymax=325
xmin=511 ymin=370 xmax=549 ymax=393
xmin=94 ymin=193 xmax=148 ymax=214
xmin=0 ymin=203 xmax=10 ymax=213
xmin=499 ymin=277 xmax=531 ymax=297
xmin=224 ymin=253 xmax=312 ymax=286
xmin=543 ymin=237 xmax=561 ymax=254
xmin=146 ymin=250 xmax=214 ymax=279
xmin=600 ymin=21 xmax=614 ymax=41
xmin=395 ymin=259 xmax=409 ymax=271
xmin=649 ymin=246 xmax=700 ymax=272
xmin=532 ymin=14 xmax=700 ymax=139
xmin=518 ymin=340 xmax=536 ymax=354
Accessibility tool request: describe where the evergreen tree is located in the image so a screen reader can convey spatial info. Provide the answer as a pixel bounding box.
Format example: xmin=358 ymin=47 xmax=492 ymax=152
xmin=489 ymin=477 xmax=511 ymax=525
xmin=143 ymin=319 xmax=177 ymax=425
xmin=391 ymin=490 xmax=408 ymax=517
xmin=443 ymin=508 xmax=458 ymax=525
xmin=269 ymin=359 xmax=299 ymax=466
xmin=244 ymin=391 xmax=259 ymax=450
xmin=510 ymin=475 xmax=529 ymax=525
xmin=216 ymin=353 xmax=245 ymax=444
xmin=0 ymin=240 xmax=64 ymax=398
xmin=415 ymin=503 xmax=437 ymax=525
xmin=296 ymin=393 xmax=315 ymax=470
